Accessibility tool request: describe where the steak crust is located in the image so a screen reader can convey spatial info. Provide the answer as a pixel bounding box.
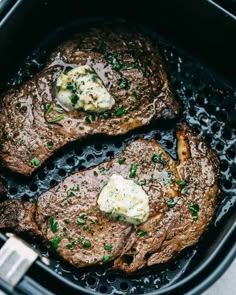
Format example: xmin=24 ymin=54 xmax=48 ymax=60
xmin=0 ymin=123 xmax=219 ymax=272
xmin=113 ymin=123 xmax=220 ymax=272
xmin=0 ymin=25 xmax=180 ymax=175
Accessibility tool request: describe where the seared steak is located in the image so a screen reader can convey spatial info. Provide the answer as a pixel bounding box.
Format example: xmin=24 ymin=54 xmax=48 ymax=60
xmin=113 ymin=123 xmax=220 ymax=272
xmin=0 ymin=124 xmax=219 ymax=272
xmin=0 ymin=25 xmax=180 ymax=176
xmin=0 ymin=199 xmax=41 ymax=238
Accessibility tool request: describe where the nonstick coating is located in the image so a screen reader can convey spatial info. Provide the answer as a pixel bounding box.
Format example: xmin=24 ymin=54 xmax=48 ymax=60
xmin=0 ymin=22 xmax=235 ymax=295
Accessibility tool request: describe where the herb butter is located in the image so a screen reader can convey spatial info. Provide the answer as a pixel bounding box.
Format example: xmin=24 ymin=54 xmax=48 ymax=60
xmin=56 ymin=65 xmax=115 ymax=113
xmin=97 ymin=174 xmax=149 ymax=225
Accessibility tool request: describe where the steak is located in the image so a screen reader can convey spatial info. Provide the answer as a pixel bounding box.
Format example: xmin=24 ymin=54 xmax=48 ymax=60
xmin=0 ymin=123 xmax=219 ymax=272
xmin=0 ymin=199 xmax=42 ymax=239
xmin=0 ymin=24 xmax=180 ymax=176
xmin=113 ymin=123 xmax=220 ymax=272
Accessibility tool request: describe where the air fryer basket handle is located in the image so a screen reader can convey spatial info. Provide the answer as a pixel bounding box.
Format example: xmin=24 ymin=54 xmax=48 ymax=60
xmin=0 ymin=234 xmax=52 ymax=295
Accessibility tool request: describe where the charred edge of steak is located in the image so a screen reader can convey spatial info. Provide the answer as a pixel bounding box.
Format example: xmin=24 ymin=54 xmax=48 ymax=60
xmin=0 ymin=199 xmax=42 ymax=240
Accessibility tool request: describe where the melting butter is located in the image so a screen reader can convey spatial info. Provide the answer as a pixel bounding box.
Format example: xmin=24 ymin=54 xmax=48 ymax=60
xmin=56 ymin=65 xmax=115 ymax=113
xmin=97 ymin=174 xmax=149 ymax=225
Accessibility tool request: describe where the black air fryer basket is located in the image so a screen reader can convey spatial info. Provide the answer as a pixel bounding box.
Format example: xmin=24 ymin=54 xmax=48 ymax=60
xmin=0 ymin=1 xmax=236 ymax=294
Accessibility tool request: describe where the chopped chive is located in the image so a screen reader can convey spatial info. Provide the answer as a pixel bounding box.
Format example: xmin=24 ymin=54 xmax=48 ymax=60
xmin=93 ymin=171 xmax=98 ymax=176
xmin=137 ymin=229 xmax=147 ymax=236
xmin=83 ymin=225 xmax=88 ymax=231
xmin=64 ymin=218 xmax=70 ymax=224
xmin=51 ymin=236 xmax=61 ymax=250
xmin=77 ymin=218 xmax=85 ymax=225
xmin=152 ymin=151 xmax=163 ymax=163
xmin=78 ymin=237 xmax=83 ymax=244
xmin=79 ymin=213 xmax=87 ymax=219
xmin=138 ymin=180 xmax=146 ymax=186
xmin=66 ymin=243 xmax=74 ymax=249
xmin=129 ymin=163 xmax=137 ymax=178
xmin=131 ymin=89 xmax=140 ymax=100
xmin=116 ymin=107 xmax=126 ymax=116
xmin=47 ymin=115 xmax=64 ymax=123
xmin=71 ymin=94 xmax=79 ymax=105
xmin=72 ymin=184 xmax=79 ymax=191
xmin=167 ymin=198 xmax=178 ymax=208
xmin=118 ymin=157 xmax=126 ymax=165
xmin=47 ymin=141 xmax=54 ymax=150
xmin=66 ymin=82 xmax=77 ymax=93
xmin=49 ymin=217 xmax=58 ymax=233
xmin=83 ymin=240 xmax=91 ymax=248
xmin=67 ymin=185 xmax=79 ymax=197
xmin=118 ymin=78 xmax=130 ymax=89
xmin=122 ymin=62 xmax=142 ymax=70
xmin=45 ymin=103 xmax=53 ymax=113
xmin=175 ymin=180 xmax=186 ymax=186
xmin=86 ymin=114 xmax=96 ymax=124
xmin=101 ymin=111 xmax=111 ymax=119
xmin=189 ymin=204 xmax=199 ymax=221
xmin=103 ymin=254 xmax=110 ymax=264
xmin=54 ymin=107 xmax=64 ymax=114
xmin=31 ymin=157 xmax=40 ymax=166
xmin=67 ymin=190 xmax=76 ymax=197
xmin=106 ymin=54 xmax=121 ymax=70
xmin=104 ymin=244 xmax=112 ymax=251
xmin=182 ymin=186 xmax=189 ymax=195
xmin=63 ymin=227 xmax=67 ymax=232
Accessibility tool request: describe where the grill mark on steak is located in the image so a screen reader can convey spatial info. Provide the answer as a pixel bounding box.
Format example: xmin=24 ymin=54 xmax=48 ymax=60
xmin=0 ymin=25 xmax=180 ymax=175
xmin=0 ymin=123 xmax=219 ymax=272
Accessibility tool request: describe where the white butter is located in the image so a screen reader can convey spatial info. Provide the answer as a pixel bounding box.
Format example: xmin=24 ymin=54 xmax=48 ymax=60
xmin=97 ymin=174 xmax=149 ymax=225
xmin=56 ymin=65 xmax=115 ymax=113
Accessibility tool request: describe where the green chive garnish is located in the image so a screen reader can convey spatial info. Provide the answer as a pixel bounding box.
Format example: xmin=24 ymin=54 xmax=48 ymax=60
xmin=77 ymin=218 xmax=85 ymax=225
xmin=137 ymin=229 xmax=147 ymax=236
xmin=49 ymin=217 xmax=58 ymax=233
xmin=66 ymin=244 xmax=74 ymax=249
xmin=47 ymin=141 xmax=54 ymax=150
xmin=51 ymin=236 xmax=61 ymax=250
xmin=182 ymin=186 xmax=189 ymax=195
xmin=119 ymin=78 xmax=130 ymax=89
xmin=103 ymin=254 xmax=110 ymax=264
xmin=83 ymin=240 xmax=91 ymax=248
xmin=106 ymin=54 xmax=121 ymax=70
xmin=189 ymin=204 xmax=199 ymax=221
xmin=47 ymin=115 xmax=64 ymax=123
xmin=152 ymin=151 xmax=163 ymax=163
xmin=118 ymin=157 xmax=126 ymax=164
xmin=167 ymin=198 xmax=178 ymax=208
xmin=31 ymin=157 xmax=40 ymax=166
xmin=86 ymin=114 xmax=95 ymax=124
xmin=104 ymin=244 xmax=112 ymax=251
xmin=138 ymin=180 xmax=146 ymax=186
xmin=175 ymin=180 xmax=186 ymax=186
xmin=129 ymin=163 xmax=137 ymax=178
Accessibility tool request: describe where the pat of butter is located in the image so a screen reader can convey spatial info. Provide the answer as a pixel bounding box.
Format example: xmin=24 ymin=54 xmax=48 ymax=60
xmin=97 ymin=174 xmax=149 ymax=225
xmin=56 ymin=65 xmax=115 ymax=113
